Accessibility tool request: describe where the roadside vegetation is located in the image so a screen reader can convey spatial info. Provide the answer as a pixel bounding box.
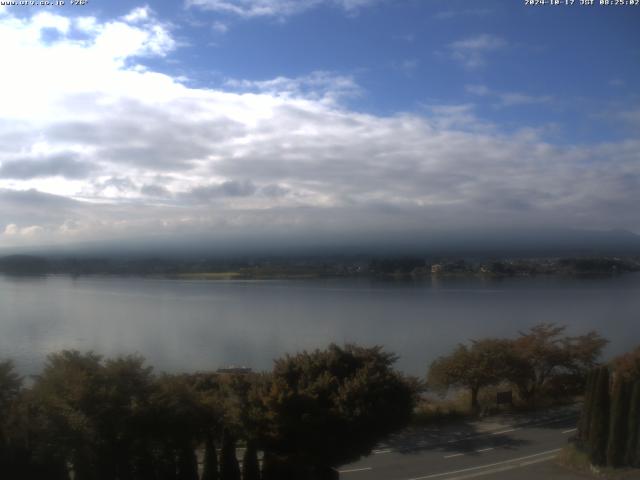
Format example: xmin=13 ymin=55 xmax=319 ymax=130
xmin=0 ymin=344 xmax=418 ymax=480
xmin=2 ymin=327 xmax=637 ymax=479
xmin=424 ymin=328 xmax=640 ymax=477
xmin=426 ymin=324 xmax=608 ymax=415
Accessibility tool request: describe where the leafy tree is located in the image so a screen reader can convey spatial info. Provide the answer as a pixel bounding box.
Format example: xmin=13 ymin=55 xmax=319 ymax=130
xmin=150 ymin=374 xmax=217 ymax=480
xmin=257 ymin=344 xmax=418 ymax=476
xmin=30 ymin=351 xmax=162 ymax=480
xmin=588 ymin=366 xmax=610 ymax=466
xmin=0 ymin=360 xmax=27 ymax=478
xmin=30 ymin=350 xmax=107 ymax=479
xmin=508 ymin=324 xmax=607 ymax=405
xmin=606 ymin=376 xmax=629 ymax=467
xmin=0 ymin=360 xmax=21 ymax=412
xmin=428 ymin=339 xmax=516 ymax=412
xmin=100 ymin=355 xmax=156 ymax=479
xmin=612 ymin=346 xmax=640 ymax=382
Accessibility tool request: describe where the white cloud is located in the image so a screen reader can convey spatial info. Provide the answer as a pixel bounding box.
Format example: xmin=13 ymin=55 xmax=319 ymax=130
xmin=448 ymin=34 xmax=507 ymax=68
xmin=185 ymin=0 xmax=381 ymax=18
xmin=0 ymin=8 xmax=639 ymax=249
xmin=465 ymin=84 xmax=490 ymax=96
xmin=224 ymin=70 xmax=361 ymax=103
xmin=498 ymin=92 xmax=553 ymax=107
xmin=466 ymin=85 xmax=554 ymax=107
xmin=123 ymin=6 xmax=151 ymax=23
xmin=212 ymin=20 xmax=229 ymax=33
xmin=434 ymin=8 xmax=492 ymax=21
xmin=2 ymin=223 xmax=44 ymax=238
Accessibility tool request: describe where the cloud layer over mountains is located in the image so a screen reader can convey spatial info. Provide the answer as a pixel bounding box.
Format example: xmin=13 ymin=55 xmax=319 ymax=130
xmin=0 ymin=7 xmax=638 ymax=251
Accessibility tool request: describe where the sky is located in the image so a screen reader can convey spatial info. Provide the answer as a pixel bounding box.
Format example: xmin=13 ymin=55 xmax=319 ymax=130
xmin=0 ymin=0 xmax=639 ymax=252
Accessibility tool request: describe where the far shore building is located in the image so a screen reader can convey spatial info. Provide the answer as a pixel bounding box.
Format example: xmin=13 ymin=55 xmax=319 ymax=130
xmin=216 ymin=366 xmax=252 ymax=375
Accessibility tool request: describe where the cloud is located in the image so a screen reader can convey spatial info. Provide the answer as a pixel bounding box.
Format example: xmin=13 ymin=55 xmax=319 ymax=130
xmin=212 ymin=21 xmax=229 ymax=33
xmin=185 ymin=181 xmax=258 ymax=202
xmin=123 ymin=6 xmax=152 ymax=23
xmin=184 ymin=0 xmax=382 ymax=18
xmin=0 ymin=8 xmax=639 ymax=249
xmin=465 ymin=84 xmax=490 ymax=96
xmin=448 ymin=34 xmax=507 ymax=68
xmin=465 ymin=84 xmax=553 ymax=107
xmin=140 ymin=184 xmax=172 ymax=198
xmin=0 ymin=154 xmax=96 ymax=179
xmin=434 ymin=8 xmax=492 ymax=21
xmin=497 ymin=92 xmax=553 ymax=107
xmin=2 ymin=223 xmax=44 ymax=238
xmin=224 ymin=71 xmax=361 ymax=103
xmin=393 ymin=59 xmax=419 ymax=77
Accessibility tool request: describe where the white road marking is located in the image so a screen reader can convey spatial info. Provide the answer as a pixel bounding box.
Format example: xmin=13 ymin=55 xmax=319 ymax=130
xmin=562 ymin=428 xmax=577 ymax=434
xmin=339 ymin=467 xmax=373 ymax=474
xmin=444 ymin=453 xmax=465 ymax=459
xmin=373 ymin=449 xmax=392 ymax=454
xmin=443 ymin=455 xmax=557 ymax=480
xmin=406 ymin=448 xmax=562 ymax=480
xmin=475 ymin=448 xmax=494 ymax=453
xmin=442 ymin=415 xmax=576 ymax=446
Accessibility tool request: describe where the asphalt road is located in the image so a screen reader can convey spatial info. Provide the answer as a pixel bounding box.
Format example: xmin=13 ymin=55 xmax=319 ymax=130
xmin=338 ymin=406 xmax=584 ymax=480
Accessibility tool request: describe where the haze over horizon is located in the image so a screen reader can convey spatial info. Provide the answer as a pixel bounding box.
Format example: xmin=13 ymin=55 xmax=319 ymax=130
xmin=1 ymin=0 xmax=639 ymax=254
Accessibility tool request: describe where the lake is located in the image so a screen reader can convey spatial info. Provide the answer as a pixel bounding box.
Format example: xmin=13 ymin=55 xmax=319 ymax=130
xmin=1 ymin=274 xmax=639 ymax=376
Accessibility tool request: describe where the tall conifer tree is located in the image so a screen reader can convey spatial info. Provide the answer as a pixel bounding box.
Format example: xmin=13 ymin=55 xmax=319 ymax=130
xmin=176 ymin=445 xmax=198 ymax=480
xmin=219 ymin=431 xmax=241 ymax=480
xmin=579 ymin=369 xmax=596 ymax=443
xmin=606 ymin=377 xmax=629 ymax=467
xmin=625 ymin=381 xmax=640 ymax=468
xmin=242 ymin=441 xmax=260 ymax=480
xmin=589 ymin=366 xmax=610 ymax=466
xmin=202 ymin=437 xmax=219 ymax=480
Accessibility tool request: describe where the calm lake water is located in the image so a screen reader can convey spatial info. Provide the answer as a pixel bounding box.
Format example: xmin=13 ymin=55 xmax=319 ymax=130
xmin=1 ymin=274 xmax=639 ymax=376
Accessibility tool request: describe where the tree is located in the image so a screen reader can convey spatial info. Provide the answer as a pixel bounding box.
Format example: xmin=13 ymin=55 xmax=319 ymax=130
xmin=242 ymin=440 xmax=260 ymax=480
xmin=578 ymin=369 xmax=596 ymax=444
xmin=30 ymin=351 xmax=161 ymax=480
xmin=625 ymin=381 xmax=640 ymax=467
xmin=508 ymin=324 xmax=607 ymax=405
xmin=0 ymin=360 xmax=22 ymax=412
xmin=219 ymin=430 xmax=241 ymax=480
xmin=0 ymin=360 xmax=26 ymax=478
xmin=428 ymin=339 xmax=516 ymax=412
xmin=606 ymin=375 xmax=629 ymax=467
xmin=257 ymin=344 xmax=418 ymax=476
xmin=201 ymin=436 xmax=219 ymax=480
xmin=588 ymin=366 xmax=610 ymax=466
xmin=100 ymin=355 xmax=156 ymax=479
xmin=30 ymin=350 xmax=106 ymax=479
xmin=612 ymin=346 xmax=640 ymax=382
xmin=261 ymin=451 xmax=289 ymax=480
xmin=150 ymin=374 xmax=218 ymax=480
xmin=176 ymin=444 xmax=198 ymax=480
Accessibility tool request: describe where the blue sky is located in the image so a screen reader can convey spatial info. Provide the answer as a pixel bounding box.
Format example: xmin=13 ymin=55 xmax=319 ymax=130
xmin=55 ymin=0 xmax=639 ymax=140
xmin=0 ymin=0 xmax=639 ymax=249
